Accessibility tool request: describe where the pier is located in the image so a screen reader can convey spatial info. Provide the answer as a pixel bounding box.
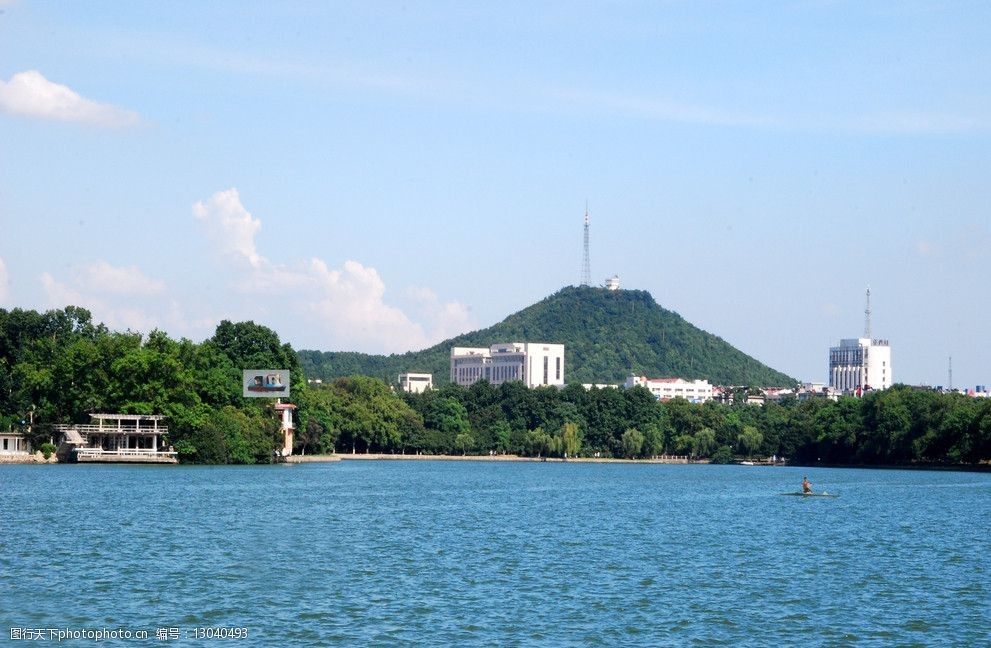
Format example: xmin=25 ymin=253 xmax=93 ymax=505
xmin=54 ymin=414 xmax=178 ymax=464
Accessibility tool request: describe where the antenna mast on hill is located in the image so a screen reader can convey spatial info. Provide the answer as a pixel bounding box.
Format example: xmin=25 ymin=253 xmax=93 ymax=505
xmin=864 ymin=286 xmax=872 ymax=340
xmin=581 ymin=202 xmax=591 ymax=286
xmin=948 ymin=356 xmax=953 ymax=391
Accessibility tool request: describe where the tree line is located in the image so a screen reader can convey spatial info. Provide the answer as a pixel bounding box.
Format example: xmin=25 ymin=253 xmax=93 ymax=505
xmin=299 ymin=377 xmax=990 ymax=465
xmin=3 ymin=306 xmax=988 ymax=465
xmin=1 ymin=307 xmax=298 ymax=464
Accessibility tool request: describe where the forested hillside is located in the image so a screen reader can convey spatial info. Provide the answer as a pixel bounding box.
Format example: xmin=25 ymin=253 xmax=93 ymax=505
xmin=299 ymin=285 xmax=796 ymax=387
xmin=5 ymin=306 xmax=986 ymax=466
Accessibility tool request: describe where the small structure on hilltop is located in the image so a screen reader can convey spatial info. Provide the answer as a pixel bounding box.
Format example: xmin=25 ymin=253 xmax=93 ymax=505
xmin=55 ymin=414 xmax=177 ymax=463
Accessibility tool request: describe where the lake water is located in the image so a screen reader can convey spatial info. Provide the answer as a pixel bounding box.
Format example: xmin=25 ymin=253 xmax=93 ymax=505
xmin=2 ymin=461 xmax=988 ymax=646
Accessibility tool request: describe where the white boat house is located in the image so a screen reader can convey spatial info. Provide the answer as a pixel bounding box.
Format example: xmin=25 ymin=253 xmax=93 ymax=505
xmin=55 ymin=414 xmax=177 ymax=464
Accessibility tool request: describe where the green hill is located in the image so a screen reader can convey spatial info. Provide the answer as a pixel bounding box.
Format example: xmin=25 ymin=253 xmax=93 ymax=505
xmin=298 ymin=286 xmax=797 ymax=387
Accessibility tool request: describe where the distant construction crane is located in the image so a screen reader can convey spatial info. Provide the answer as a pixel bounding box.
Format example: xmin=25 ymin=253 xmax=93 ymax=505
xmin=581 ymin=203 xmax=591 ymax=287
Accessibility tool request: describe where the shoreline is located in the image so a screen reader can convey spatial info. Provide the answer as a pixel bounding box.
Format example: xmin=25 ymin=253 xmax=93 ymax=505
xmin=287 ymin=454 xmax=990 ymax=472
xmin=0 ymin=453 xmax=56 ymax=465
xmin=288 ymin=453 xmax=698 ymax=464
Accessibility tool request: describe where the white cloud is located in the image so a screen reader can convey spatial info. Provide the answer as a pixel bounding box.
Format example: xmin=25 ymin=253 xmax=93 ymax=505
xmin=547 ymin=86 xmax=770 ymax=128
xmin=28 ymin=190 xmax=474 ymax=353
xmin=39 ymin=263 xmax=165 ymax=333
xmin=191 ymin=188 xmax=475 ymax=353
xmin=193 ymin=189 xmax=264 ymax=268
xmin=406 ymin=286 xmax=475 ymax=343
xmin=79 ymin=260 xmax=166 ymax=295
xmin=853 ymin=111 xmax=988 ymax=135
xmin=0 ymin=70 xmax=139 ymax=127
xmin=0 ymin=256 xmax=10 ymax=305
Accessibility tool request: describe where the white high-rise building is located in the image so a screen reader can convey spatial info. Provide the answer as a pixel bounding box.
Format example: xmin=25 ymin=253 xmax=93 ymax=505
xmin=828 ymin=338 xmax=892 ymax=393
xmin=450 ymin=343 xmax=565 ymax=388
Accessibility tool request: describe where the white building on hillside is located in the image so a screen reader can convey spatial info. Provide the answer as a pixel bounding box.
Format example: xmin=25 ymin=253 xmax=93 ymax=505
xmin=624 ymin=376 xmax=713 ymax=403
xmin=828 ymin=338 xmax=892 ymax=394
xmin=399 ymin=372 xmax=433 ymax=393
xmin=451 ymin=343 xmax=565 ymax=388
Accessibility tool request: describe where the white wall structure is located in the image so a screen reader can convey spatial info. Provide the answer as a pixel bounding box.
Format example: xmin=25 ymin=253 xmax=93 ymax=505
xmin=828 ymin=338 xmax=892 ymax=393
xmin=399 ymin=373 xmax=433 ymax=393
xmin=624 ymin=376 xmax=714 ymax=403
xmin=275 ymin=401 xmax=296 ymax=457
xmin=450 ymin=343 xmax=565 ymax=388
xmin=0 ymin=432 xmax=31 ymax=455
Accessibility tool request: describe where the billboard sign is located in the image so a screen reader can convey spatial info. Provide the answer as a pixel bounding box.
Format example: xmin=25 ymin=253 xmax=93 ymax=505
xmin=243 ymin=370 xmax=290 ymax=398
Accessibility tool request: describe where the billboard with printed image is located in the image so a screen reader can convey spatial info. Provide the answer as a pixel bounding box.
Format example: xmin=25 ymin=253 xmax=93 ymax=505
xmin=242 ymin=370 xmax=290 ymax=398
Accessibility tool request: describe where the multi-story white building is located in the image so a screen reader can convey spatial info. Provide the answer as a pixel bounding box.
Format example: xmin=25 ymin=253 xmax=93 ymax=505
xmin=828 ymin=338 xmax=892 ymax=393
xmin=624 ymin=376 xmax=713 ymax=403
xmin=450 ymin=343 xmax=565 ymax=388
xmin=399 ymin=372 xmax=433 ymax=393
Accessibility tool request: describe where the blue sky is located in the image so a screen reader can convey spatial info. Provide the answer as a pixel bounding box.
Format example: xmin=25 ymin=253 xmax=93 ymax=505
xmin=1 ymin=1 xmax=989 ymax=388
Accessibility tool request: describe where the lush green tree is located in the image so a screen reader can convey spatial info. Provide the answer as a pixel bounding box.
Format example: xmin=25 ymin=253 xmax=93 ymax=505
xmin=560 ymin=421 xmax=582 ymax=457
xmin=423 ymin=395 xmax=471 ymax=454
xmin=621 ymin=428 xmax=645 ymax=458
xmin=642 ymin=423 xmax=664 ymax=457
xmin=491 ymin=420 xmax=512 ymax=453
xmin=454 ymin=432 xmax=475 ymax=455
xmin=523 ymin=427 xmax=552 ymax=457
xmin=695 ymin=427 xmax=717 ymax=458
xmin=710 ymin=445 xmax=734 ymax=464
xmin=674 ymin=433 xmax=696 ymax=457
xmin=738 ymin=425 xmax=764 ymax=459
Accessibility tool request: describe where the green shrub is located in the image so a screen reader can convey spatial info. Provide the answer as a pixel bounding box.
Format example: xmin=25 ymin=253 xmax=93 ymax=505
xmin=710 ymin=445 xmax=734 ymax=464
xmin=39 ymin=442 xmax=57 ymax=460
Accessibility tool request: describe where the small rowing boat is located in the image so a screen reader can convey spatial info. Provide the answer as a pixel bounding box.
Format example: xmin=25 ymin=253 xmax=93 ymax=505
xmin=779 ymin=492 xmax=838 ymax=498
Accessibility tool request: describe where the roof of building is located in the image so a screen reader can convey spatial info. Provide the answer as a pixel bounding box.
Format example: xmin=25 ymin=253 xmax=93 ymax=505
xmin=90 ymin=413 xmax=165 ymax=421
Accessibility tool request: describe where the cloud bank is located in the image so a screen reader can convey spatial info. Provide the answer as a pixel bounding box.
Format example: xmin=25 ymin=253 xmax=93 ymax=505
xmin=0 ymin=70 xmax=139 ymax=126
xmin=192 ymin=188 xmax=473 ymax=352
xmin=33 ymin=189 xmax=473 ymax=353
xmin=193 ymin=189 xmax=263 ymax=268
xmin=39 ymin=261 xmax=168 ymax=332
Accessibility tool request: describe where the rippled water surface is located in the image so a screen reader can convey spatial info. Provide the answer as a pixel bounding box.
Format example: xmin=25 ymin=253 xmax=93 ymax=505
xmin=2 ymin=461 xmax=989 ymax=646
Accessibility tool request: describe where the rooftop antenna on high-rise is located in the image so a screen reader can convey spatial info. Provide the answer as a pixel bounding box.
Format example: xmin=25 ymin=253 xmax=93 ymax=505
xmin=864 ymin=286 xmax=872 ymax=340
xmin=580 ymin=202 xmax=591 ymax=287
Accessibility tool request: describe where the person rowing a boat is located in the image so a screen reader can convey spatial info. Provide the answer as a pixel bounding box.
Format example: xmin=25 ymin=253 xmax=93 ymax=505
xmin=802 ymin=476 xmax=812 ymax=494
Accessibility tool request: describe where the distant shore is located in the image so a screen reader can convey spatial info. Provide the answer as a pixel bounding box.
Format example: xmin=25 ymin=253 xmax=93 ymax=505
xmin=286 ymin=453 xmax=699 ymax=464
